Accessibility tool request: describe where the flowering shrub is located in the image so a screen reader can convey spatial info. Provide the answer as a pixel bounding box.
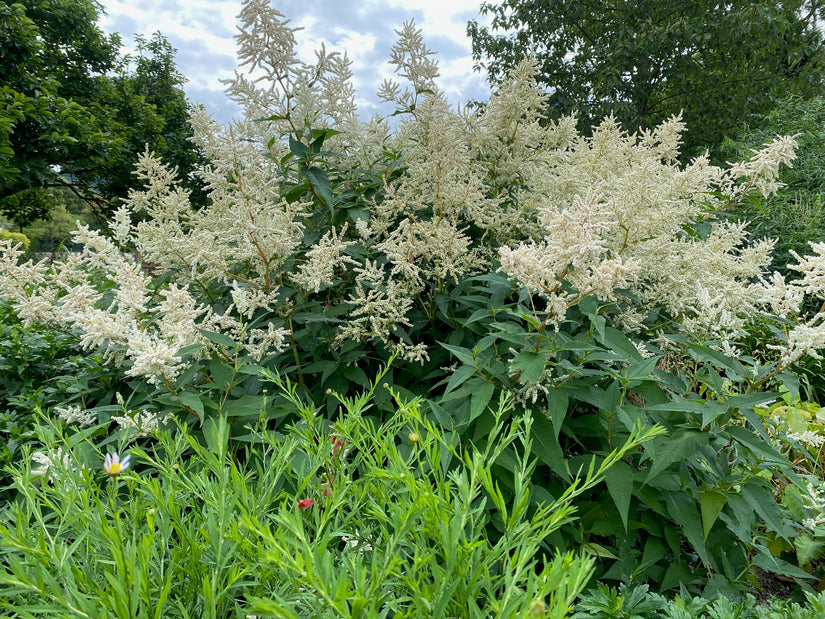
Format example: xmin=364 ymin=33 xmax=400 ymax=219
xmin=3 ymin=0 xmax=825 ymax=597
xmin=0 ymin=0 xmax=819 ymax=388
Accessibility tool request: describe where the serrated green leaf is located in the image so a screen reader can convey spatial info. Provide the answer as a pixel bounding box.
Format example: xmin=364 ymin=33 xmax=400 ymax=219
xmin=511 ymin=349 xmax=551 ymax=383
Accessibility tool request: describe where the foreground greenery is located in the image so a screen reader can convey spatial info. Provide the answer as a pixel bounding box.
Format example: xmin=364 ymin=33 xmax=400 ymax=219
xmin=0 ymin=383 xmax=660 ymax=617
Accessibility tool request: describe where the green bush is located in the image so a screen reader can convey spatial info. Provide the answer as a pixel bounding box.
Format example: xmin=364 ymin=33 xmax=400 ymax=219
xmin=0 ymin=301 xmax=123 ymax=500
xmin=0 ymin=228 xmax=29 ymax=251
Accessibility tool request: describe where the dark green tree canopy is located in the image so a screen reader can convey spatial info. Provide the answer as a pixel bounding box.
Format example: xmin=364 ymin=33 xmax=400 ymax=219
xmin=468 ymin=0 xmax=825 ymax=157
xmin=0 ymin=1 xmax=205 ymax=228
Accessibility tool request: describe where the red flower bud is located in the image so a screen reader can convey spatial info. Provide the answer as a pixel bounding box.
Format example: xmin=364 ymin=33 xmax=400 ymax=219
xmin=297 ymin=498 xmax=314 ymax=510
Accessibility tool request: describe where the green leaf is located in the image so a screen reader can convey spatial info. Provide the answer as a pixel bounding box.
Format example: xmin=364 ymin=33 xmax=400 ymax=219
xmin=177 ymin=391 xmax=204 ymax=419
xmin=794 ymin=534 xmax=825 ymax=568
xmin=510 ymin=349 xmax=551 ymax=383
xmin=470 ymin=380 xmax=496 ymax=424
xmin=304 ymin=165 xmax=334 ymax=206
xmin=741 ymin=480 xmax=796 ymax=541
xmin=222 ymin=395 xmax=265 ymax=418
xmin=530 ymin=409 xmax=570 ymax=481
xmin=547 ymin=389 xmax=569 ymax=439
xmin=598 ymin=327 xmax=643 ymax=361
xmin=604 ymin=460 xmax=634 ymax=531
xmin=209 ymin=358 xmax=236 ymax=391
xmin=445 ymin=364 xmax=477 ymax=394
xmin=644 ymin=430 xmax=707 ymax=484
xmin=726 ymin=425 xmax=789 ymax=465
xmin=699 ymin=490 xmax=727 ymax=541
xmin=289 ymin=134 xmax=310 ymax=159
xmin=198 ymin=329 xmax=237 ymax=348
xmin=440 ymin=342 xmax=476 ymax=366
xmin=664 ymin=491 xmax=713 ymax=569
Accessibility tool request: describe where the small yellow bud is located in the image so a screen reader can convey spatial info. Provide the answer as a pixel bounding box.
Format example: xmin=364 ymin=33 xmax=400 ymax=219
xmin=172 ymin=463 xmax=180 ymax=470
xmin=408 ymin=432 xmax=420 ymax=443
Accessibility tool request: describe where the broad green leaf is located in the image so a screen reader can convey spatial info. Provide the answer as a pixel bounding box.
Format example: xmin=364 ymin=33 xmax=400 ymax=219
xmin=663 ymin=491 xmax=713 ymax=569
xmin=470 ymin=380 xmax=496 ymax=424
xmin=210 ymin=358 xmax=236 ymax=390
xmin=741 ymin=481 xmax=796 ymax=541
xmin=604 ymin=460 xmax=633 ymax=531
xmin=222 ymin=395 xmax=265 ymax=417
xmin=644 ymin=430 xmax=707 ymax=484
xmin=510 ymin=349 xmax=551 ymax=383
xmin=794 ymin=534 xmax=825 ymax=568
xmin=439 ymin=342 xmax=476 ymax=366
xmin=699 ymin=490 xmax=727 ymax=541
xmin=177 ymin=391 xmax=204 ymax=419
xmin=198 ymin=329 xmax=236 ymax=348
xmin=623 ymin=355 xmax=660 ymax=383
xmin=726 ymin=425 xmax=789 ymax=465
xmin=530 ymin=409 xmax=571 ymax=481
xmin=444 ymin=364 xmax=477 ymax=394
xmin=598 ymin=326 xmax=643 ymax=361
xmin=547 ymin=389 xmax=569 ymax=439
xmin=304 ymin=165 xmax=334 ymax=206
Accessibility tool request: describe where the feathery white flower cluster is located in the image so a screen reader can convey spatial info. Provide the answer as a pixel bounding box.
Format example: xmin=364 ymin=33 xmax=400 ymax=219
xmin=496 ymin=109 xmax=797 ymax=339
xmin=54 ymin=405 xmax=97 ymax=428
xmin=30 ymin=447 xmax=74 ymax=482
xmin=763 ymin=243 xmax=825 ymax=368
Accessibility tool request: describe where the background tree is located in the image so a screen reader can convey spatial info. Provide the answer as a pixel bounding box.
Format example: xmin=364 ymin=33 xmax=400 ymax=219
xmin=468 ymin=0 xmax=825 ymax=158
xmin=0 ymin=1 xmax=206 ymax=228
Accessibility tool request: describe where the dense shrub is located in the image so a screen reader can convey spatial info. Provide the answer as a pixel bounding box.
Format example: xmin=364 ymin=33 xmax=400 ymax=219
xmin=3 ymin=0 xmax=825 ymax=606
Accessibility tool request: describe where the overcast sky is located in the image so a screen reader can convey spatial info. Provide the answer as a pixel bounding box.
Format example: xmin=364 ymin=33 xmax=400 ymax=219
xmin=97 ymin=0 xmax=492 ymax=124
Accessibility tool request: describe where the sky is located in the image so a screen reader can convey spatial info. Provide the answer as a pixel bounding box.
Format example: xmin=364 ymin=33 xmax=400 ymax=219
xmin=97 ymin=0 xmax=493 ymax=124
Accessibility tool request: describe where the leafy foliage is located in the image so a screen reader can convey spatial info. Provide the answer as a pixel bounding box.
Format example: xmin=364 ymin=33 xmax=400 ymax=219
xmin=468 ymin=0 xmax=825 ymax=157
xmin=0 ymin=384 xmax=657 ymax=617
xmin=0 ymin=301 xmax=122 ymax=501
xmin=0 ymin=1 xmax=206 ymax=224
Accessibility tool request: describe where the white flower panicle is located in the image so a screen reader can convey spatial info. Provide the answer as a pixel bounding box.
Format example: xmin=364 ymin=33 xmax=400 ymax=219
xmin=54 ymin=406 xmax=97 ymax=428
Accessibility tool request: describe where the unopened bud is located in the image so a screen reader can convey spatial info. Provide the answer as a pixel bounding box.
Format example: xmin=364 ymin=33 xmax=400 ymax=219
xmin=408 ymin=432 xmax=420 ymax=443
xmin=527 ymin=598 xmax=546 ymax=616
